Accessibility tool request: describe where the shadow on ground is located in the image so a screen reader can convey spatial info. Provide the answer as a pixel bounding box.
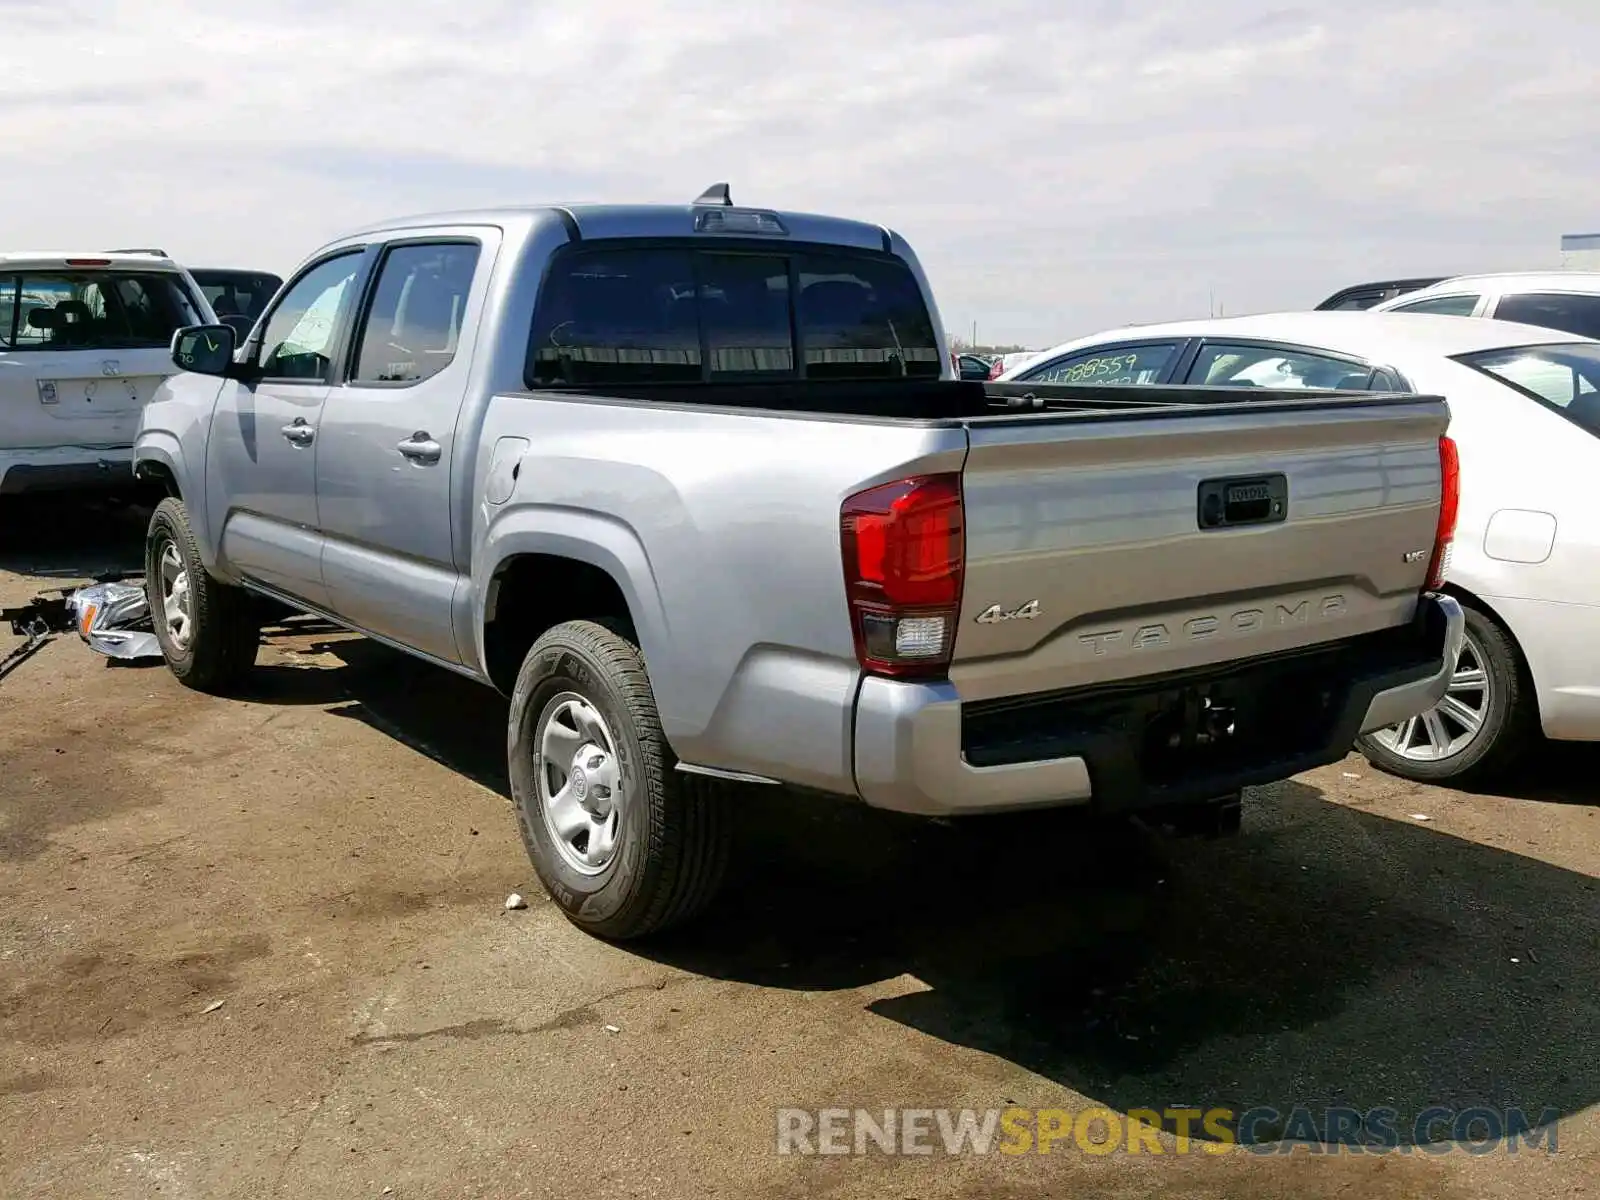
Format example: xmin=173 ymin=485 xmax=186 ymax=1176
xmin=226 ymin=632 xmax=1600 ymax=1151
xmin=244 ymin=628 xmax=511 ymax=797
xmin=0 ymin=495 xmax=152 ymax=580
xmin=1457 ymin=741 xmax=1600 ymax=806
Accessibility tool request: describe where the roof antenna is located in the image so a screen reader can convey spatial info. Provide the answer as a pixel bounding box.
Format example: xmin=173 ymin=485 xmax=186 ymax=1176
xmin=693 ymin=182 xmax=733 ymax=207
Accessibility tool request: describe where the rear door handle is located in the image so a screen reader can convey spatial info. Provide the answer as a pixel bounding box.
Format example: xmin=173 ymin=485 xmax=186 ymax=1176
xmin=397 ymin=432 xmax=442 ymax=464
xmin=281 ymin=419 xmax=315 ymax=446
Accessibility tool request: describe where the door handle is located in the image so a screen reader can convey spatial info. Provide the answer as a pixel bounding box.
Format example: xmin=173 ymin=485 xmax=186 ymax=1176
xmin=281 ymin=419 xmax=315 ymax=446
xmin=396 ymin=432 xmax=442 ymax=464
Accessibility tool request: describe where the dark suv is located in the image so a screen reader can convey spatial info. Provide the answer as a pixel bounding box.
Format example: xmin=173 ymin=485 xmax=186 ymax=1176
xmin=1314 ymin=277 xmax=1447 ymax=311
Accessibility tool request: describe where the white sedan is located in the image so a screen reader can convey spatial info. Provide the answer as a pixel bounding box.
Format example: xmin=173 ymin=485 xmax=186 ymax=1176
xmin=1002 ymin=311 xmax=1600 ymax=786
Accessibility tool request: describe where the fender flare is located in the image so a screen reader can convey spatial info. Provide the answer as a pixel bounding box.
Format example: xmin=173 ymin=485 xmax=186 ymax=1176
xmin=133 ymin=433 xmax=218 ymax=566
xmin=474 ymin=507 xmax=674 ymax=685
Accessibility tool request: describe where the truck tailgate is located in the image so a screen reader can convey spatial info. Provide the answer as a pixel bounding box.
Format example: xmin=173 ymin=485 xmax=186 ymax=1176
xmin=951 ymin=394 xmax=1449 ymax=703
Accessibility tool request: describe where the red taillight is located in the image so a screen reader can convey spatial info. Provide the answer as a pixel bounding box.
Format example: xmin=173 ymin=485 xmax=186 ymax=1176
xmin=986 ymin=359 xmax=1005 ymax=380
xmin=1426 ymin=434 xmax=1460 ymax=590
xmin=65 ymin=258 xmax=112 ymax=266
xmin=840 ymin=473 xmax=965 ymax=679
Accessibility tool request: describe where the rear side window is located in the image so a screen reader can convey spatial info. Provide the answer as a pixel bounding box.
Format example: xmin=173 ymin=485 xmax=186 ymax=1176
xmin=1187 ymin=343 xmax=1374 ymax=390
xmin=526 ymin=245 xmax=940 ymax=386
xmin=1494 ymin=292 xmax=1600 ymax=340
xmin=1020 ymin=343 xmax=1179 ymax=385
xmin=352 ymin=242 xmax=481 ymax=385
xmin=0 ymin=270 xmax=202 ymax=351
xmin=1387 ymin=293 xmax=1479 ymax=316
xmin=1458 ymin=343 xmax=1600 ymax=437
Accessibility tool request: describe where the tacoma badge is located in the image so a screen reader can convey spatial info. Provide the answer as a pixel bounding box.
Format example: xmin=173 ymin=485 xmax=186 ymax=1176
xmin=975 ymin=599 xmax=1041 ymax=625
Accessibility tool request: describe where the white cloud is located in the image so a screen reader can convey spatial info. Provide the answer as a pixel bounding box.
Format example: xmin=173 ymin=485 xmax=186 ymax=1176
xmin=2 ymin=0 xmax=1598 ymax=345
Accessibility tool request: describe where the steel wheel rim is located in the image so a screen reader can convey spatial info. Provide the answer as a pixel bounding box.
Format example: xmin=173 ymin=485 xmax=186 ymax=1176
xmin=535 ymin=692 xmax=623 ymax=876
xmin=157 ymin=540 xmax=194 ymax=651
xmin=1371 ymin=629 xmax=1491 ymax=762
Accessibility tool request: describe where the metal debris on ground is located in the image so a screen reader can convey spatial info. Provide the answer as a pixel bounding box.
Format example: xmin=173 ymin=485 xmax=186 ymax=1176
xmin=67 ymin=581 xmax=164 ymax=660
xmin=0 ymin=571 xmax=153 ymax=681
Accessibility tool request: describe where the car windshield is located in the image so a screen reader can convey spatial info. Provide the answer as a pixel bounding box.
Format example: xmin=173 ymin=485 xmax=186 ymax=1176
xmin=0 ymin=270 xmax=203 ymax=351
xmin=190 ymin=270 xmax=282 ymax=323
xmin=1455 ymin=342 xmax=1600 ymax=436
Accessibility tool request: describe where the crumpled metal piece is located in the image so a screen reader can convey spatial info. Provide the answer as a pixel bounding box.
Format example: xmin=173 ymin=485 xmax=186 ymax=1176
xmin=65 ymin=581 xmax=164 ymax=661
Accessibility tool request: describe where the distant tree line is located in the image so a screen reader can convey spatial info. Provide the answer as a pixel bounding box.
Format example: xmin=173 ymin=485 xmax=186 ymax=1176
xmin=948 ymin=336 xmax=1029 ymax=355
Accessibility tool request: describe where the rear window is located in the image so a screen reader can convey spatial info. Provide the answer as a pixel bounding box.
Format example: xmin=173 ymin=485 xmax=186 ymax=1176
xmin=1456 ymin=342 xmax=1600 ymax=437
xmin=1494 ymin=292 xmax=1600 ymax=340
xmin=526 ymin=245 xmax=941 ymax=386
xmin=0 ymin=270 xmax=202 ymax=351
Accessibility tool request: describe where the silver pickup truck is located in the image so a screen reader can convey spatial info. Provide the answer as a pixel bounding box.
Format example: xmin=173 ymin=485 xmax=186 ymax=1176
xmin=134 ymin=187 xmax=1464 ymax=939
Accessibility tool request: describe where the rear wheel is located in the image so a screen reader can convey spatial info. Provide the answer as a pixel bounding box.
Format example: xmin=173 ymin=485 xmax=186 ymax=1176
xmin=146 ymin=498 xmax=259 ymax=693
xmin=1355 ymin=604 xmax=1536 ymax=786
xmin=507 ymin=620 xmax=731 ymax=939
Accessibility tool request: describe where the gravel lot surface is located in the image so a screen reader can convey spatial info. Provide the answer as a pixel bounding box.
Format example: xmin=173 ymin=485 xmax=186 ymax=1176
xmin=2 ymin=497 xmax=1595 ymax=1199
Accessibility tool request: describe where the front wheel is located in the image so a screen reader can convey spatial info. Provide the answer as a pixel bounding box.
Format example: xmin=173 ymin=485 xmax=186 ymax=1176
xmin=507 ymin=620 xmax=731 ymax=940
xmin=146 ymin=497 xmax=260 ymax=693
xmin=1355 ymin=604 xmax=1536 ymax=787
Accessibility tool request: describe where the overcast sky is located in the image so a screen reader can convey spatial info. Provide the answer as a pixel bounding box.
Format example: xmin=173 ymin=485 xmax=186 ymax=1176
xmin=4 ymin=0 xmax=1597 ymax=346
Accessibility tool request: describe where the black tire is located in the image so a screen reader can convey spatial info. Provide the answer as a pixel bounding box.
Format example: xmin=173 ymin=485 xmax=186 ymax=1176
xmin=1354 ymin=603 xmax=1537 ymax=787
xmin=146 ymin=497 xmax=259 ymax=693
xmin=507 ymin=619 xmax=731 ymax=940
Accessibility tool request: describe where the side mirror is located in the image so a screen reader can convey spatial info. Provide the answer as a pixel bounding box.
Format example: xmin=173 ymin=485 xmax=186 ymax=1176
xmin=171 ymin=323 xmax=237 ymax=377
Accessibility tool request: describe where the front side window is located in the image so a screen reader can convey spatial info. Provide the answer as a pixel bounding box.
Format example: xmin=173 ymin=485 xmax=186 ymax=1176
xmin=352 ymin=243 xmax=481 ymax=385
xmin=1387 ymin=293 xmax=1480 ymax=317
xmin=1457 ymin=342 xmax=1600 ymax=436
xmin=0 ymin=270 xmax=201 ymax=351
xmin=1493 ymin=292 xmax=1600 ymax=340
xmin=257 ymin=252 xmax=363 ymax=381
xmin=1020 ymin=342 xmax=1179 ymax=385
xmin=1187 ymin=343 xmax=1374 ymax=390
xmin=526 ymin=245 xmax=941 ymax=387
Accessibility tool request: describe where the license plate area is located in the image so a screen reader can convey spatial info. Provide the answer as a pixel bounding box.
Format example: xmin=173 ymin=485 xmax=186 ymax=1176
xmin=36 ymin=376 xmax=148 ymax=415
xmin=1197 ymin=473 xmax=1287 ymax=529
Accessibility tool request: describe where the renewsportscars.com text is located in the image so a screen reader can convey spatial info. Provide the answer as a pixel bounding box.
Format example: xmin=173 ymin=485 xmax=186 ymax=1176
xmin=775 ymin=1106 xmax=1560 ymax=1156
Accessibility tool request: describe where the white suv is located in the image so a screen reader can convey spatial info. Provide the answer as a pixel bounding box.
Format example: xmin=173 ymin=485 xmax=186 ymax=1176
xmin=1370 ymin=271 xmax=1600 ymax=339
xmin=0 ymin=252 xmax=211 ymax=495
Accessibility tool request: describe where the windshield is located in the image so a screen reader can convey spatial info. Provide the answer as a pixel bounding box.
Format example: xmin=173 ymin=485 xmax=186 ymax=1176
xmin=190 ymin=269 xmax=282 ymax=323
xmin=0 ymin=270 xmax=203 ymax=351
xmin=1455 ymin=342 xmax=1600 ymax=436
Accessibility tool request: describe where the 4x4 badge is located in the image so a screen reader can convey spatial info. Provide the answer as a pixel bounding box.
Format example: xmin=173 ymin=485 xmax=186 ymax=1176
xmin=975 ymin=599 xmax=1041 ymax=625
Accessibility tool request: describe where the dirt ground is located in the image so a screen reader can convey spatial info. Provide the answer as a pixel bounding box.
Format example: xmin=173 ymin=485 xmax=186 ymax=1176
xmin=2 ymin=497 xmax=1596 ymax=1200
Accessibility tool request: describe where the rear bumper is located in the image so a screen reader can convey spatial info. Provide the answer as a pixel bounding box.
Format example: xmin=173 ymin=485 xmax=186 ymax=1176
xmin=0 ymin=446 xmax=135 ymax=494
xmin=853 ymin=592 xmax=1464 ymax=816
